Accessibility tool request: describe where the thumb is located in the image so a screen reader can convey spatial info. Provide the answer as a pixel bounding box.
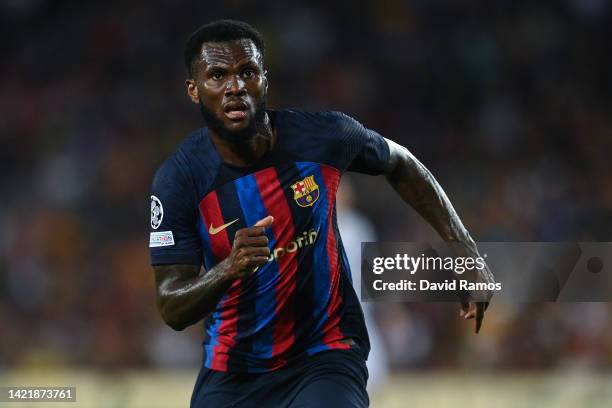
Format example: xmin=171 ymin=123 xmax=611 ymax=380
xmin=254 ymin=216 xmax=274 ymax=228
xmin=459 ymin=301 xmax=469 ymax=318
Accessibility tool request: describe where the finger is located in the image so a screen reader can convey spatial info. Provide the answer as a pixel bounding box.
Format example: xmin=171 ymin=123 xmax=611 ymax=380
xmin=237 ymin=253 xmax=270 ymax=269
xmin=254 ymin=216 xmax=274 ymax=228
xmin=241 ymin=246 xmax=271 ymax=257
xmin=464 ymin=303 xmax=477 ymax=320
xmin=459 ymin=301 xmax=469 ymax=318
xmin=242 ymin=226 xmax=268 ymax=237
xmin=475 ymin=303 xmax=485 ymax=333
xmin=239 ymin=235 xmax=269 ymax=247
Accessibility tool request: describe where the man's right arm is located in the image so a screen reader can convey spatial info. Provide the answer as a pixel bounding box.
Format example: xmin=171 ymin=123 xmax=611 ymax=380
xmin=154 ymin=260 xmax=234 ymax=331
xmin=153 ymin=216 xmax=273 ymax=331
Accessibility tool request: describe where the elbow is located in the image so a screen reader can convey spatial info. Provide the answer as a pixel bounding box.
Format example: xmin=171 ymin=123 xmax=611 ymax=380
xmin=157 ymin=298 xmax=189 ymax=331
xmin=164 ymin=315 xmax=188 ymax=332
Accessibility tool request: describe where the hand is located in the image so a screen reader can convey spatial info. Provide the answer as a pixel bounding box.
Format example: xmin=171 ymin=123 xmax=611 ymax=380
xmin=227 ymin=216 xmax=274 ymax=279
xmin=454 ymin=246 xmax=494 ymax=334
xmin=460 ymin=301 xmax=489 ymax=333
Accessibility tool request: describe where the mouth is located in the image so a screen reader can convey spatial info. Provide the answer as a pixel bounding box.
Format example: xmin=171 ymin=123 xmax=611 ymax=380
xmin=223 ymin=100 xmax=249 ymax=120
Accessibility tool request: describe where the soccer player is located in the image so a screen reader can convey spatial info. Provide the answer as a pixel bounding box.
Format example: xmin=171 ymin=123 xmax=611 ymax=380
xmin=149 ymin=20 xmax=493 ymax=407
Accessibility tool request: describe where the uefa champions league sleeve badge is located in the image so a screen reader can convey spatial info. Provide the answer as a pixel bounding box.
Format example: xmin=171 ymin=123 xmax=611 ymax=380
xmin=151 ymin=195 xmax=164 ymax=229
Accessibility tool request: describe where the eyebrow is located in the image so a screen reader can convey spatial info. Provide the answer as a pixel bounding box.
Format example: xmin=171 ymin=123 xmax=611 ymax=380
xmin=204 ymin=58 xmax=260 ymax=70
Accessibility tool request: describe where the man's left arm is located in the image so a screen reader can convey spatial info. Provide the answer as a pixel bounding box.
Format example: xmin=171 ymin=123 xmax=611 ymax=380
xmin=383 ymin=138 xmax=495 ymax=333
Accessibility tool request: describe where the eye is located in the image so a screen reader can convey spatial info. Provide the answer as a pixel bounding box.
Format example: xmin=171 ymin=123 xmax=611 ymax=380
xmin=242 ymin=69 xmax=255 ymax=79
xmin=211 ymin=70 xmax=224 ymax=80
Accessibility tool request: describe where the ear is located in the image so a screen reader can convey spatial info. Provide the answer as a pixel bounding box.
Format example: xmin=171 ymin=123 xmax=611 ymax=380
xmin=186 ymin=79 xmax=199 ymax=104
xmin=263 ymin=70 xmax=269 ymax=92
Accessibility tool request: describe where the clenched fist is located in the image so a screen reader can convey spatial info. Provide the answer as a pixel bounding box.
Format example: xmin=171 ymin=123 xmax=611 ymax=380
xmin=227 ymin=216 xmax=274 ymax=279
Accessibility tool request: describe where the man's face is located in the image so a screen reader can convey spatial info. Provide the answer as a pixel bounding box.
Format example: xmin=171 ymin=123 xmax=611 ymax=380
xmin=186 ymin=39 xmax=267 ymax=143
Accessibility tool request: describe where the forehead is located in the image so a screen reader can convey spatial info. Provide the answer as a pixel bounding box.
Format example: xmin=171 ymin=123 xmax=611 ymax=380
xmin=198 ymin=39 xmax=262 ymax=67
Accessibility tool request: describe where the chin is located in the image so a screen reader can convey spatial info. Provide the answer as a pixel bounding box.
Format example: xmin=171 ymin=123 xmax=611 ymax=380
xmin=224 ymin=120 xmax=250 ymax=132
xmin=200 ymin=101 xmax=263 ymax=144
xmin=217 ymin=119 xmax=258 ymax=144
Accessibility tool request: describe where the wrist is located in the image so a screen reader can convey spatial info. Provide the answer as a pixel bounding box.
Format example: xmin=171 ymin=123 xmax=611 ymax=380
xmin=218 ymin=259 xmax=242 ymax=282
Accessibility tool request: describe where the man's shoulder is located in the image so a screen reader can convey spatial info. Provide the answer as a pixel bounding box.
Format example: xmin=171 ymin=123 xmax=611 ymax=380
xmin=274 ymin=109 xmax=360 ymax=150
xmin=271 ymin=109 xmax=361 ymax=169
xmin=274 ymin=108 xmax=352 ymax=129
xmin=175 ymin=127 xmax=209 ymax=159
xmin=152 ymin=127 xmax=218 ymax=190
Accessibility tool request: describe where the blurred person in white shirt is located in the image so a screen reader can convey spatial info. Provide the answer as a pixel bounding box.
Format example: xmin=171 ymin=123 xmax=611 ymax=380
xmin=337 ymin=178 xmax=390 ymax=394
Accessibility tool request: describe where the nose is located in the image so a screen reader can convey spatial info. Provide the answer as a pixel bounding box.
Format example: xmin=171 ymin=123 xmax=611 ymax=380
xmin=225 ymin=75 xmax=246 ymax=96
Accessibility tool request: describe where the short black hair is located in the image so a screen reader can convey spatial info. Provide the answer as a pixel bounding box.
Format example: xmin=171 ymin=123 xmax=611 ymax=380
xmin=184 ymin=19 xmax=265 ymax=77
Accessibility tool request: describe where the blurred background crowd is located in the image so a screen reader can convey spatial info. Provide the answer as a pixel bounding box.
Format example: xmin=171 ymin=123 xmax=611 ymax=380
xmin=1 ymin=0 xmax=612 ymax=384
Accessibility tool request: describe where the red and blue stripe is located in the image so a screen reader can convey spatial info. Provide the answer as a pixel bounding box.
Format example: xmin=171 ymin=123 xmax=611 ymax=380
xmin=234 ymin=173 xmax=279 ymax=364
xmin=199 ymin=191 xmax=240 ymax=371
xmin=197 ymin=162 xmax=350 ymax=372
xmin=253 ymin=166 xmax=299 ymax=367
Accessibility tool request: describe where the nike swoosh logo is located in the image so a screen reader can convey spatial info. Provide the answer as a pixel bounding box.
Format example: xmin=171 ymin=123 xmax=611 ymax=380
xmin=209 ymin=218 xmax=239 ymax=235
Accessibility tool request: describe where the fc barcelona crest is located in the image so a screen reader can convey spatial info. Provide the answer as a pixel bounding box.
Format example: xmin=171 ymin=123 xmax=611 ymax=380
xmin=291 ymin=175 xmax=320 ymax=207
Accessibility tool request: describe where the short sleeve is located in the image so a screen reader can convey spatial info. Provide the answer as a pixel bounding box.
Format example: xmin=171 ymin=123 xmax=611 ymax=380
xmin=335 ymin=113 xmax=390 ymax=175
xmin=149 ymin=158 xmax=202 ymax=266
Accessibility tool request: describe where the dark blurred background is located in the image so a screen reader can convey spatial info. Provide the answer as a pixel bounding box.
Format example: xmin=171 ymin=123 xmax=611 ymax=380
xmin=2 ymin=0 xmax=612 ymax=391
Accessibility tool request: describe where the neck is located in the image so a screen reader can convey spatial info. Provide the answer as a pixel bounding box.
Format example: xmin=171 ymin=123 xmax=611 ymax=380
xmin=210 ymin=113 xmax=275 ymax=166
